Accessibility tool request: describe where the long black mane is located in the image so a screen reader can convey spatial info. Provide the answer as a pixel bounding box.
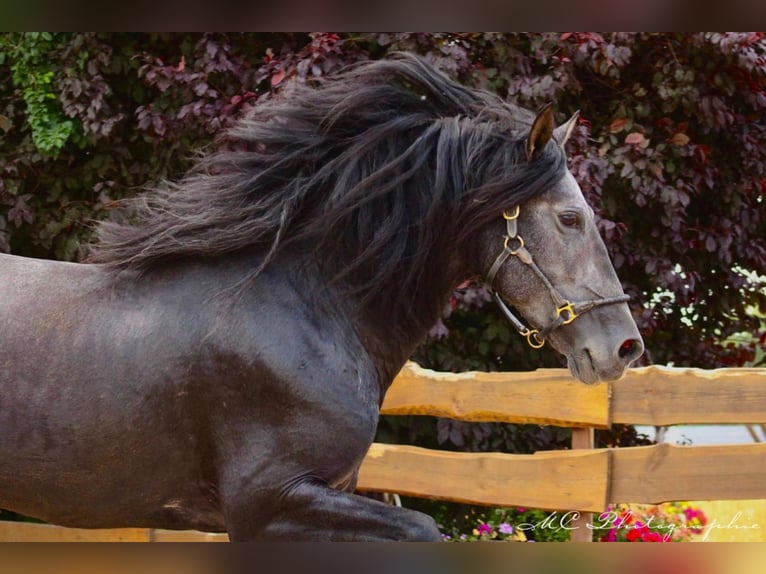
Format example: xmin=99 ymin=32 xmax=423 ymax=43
xmin=90 ymin=54 xmax=567 ymax=333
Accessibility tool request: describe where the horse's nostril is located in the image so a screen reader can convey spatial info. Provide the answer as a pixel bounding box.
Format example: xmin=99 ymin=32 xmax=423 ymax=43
xmin=618 ymin=338 xmax=643 ymax=362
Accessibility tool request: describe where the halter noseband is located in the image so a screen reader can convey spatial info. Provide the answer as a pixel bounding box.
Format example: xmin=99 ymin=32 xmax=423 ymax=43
xmin=485 ymin=205 xmax=630 ymax=349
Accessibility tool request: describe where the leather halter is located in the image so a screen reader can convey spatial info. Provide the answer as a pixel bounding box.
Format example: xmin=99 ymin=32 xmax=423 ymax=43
xmin=485 ymin=205 xmax=630 ymax=349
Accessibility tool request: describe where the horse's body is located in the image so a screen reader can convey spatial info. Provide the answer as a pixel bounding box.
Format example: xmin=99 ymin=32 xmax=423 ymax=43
xmin=0 ymin=55 xmax=643 ymax=540
xmin=0 ymin=249 xmax=407 ymax=537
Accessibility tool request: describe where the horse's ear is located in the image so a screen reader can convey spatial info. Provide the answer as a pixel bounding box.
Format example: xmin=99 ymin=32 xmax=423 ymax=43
xmin=526 ymin=104 xmax=554 ymax=162
xmin=553 ymin=110 xmax=580 ymax=148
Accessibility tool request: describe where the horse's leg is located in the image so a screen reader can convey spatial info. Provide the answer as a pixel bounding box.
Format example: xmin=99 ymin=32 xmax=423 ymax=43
xmin=214 ymin=370 xmax=441 ymax=541
xmin=218 ymin=431 xmax=441 ymax=541
xmin=223 ymin=478 xmax=441 ymax=541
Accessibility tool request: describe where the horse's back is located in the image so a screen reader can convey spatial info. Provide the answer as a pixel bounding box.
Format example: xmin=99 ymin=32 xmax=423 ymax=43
xmin=0 ymin=253 xmax=229 ymax=529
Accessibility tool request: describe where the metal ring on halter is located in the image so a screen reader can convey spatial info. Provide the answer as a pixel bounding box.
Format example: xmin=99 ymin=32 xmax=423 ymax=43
xmin=502 ymin=205 xmax=520 ymax=220
xmin=503 ymin=234 xmax=524 ymax=254
xmin=524 ymin=329 xmax=545 ymax=349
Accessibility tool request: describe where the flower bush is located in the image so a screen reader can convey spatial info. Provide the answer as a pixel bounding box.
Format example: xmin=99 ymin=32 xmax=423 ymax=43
xmin=439 ymin=507 xmax=569 ymax=542
xmin=438 ymin=502 xmax=708 ymax=542
xmin=593 ymin=502 xmax=708 ymax=542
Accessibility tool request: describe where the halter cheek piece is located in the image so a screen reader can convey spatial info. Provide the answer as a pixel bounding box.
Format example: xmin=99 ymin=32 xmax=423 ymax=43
xmin=485 ymin=205 xmax=630 ymax=349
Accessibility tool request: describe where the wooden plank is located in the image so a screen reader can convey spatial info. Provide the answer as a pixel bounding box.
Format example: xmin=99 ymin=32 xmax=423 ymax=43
xmin=569 ymin=428 xmax=595 ymax=542
xmin=357 ymin=442 xmax=609 ymax=512
xmin=611 ymin=365 xmax=766 ymax=426
xmin=0 ymin=521 xmax=150 ymax=542
xmin=571 ymin=429 xmax=594 ymax=450
xmin=151 ymin=529 xmax=229 ymax=542
xmin=0 ymin=521 xmax=229 ymax=542
xmin=358 ymin=442 xmax=766 ymax=512
xmin=610 ymin=443 xmax=766 ymax=503
xmin=382 ymin=362 xmax=609 ymax=428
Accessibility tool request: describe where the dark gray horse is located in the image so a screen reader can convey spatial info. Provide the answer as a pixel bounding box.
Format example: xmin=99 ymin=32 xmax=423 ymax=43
xmin=0 ymin=54 xmax=643 ymax=541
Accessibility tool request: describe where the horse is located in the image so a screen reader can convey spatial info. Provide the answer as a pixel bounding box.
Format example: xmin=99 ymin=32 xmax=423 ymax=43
xmin=0 ymin=54 xmax=643 ymax=541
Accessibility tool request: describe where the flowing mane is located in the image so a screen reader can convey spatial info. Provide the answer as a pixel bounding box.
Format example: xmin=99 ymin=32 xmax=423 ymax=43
xmin=90 ymin=54 xmax=567 ymax=331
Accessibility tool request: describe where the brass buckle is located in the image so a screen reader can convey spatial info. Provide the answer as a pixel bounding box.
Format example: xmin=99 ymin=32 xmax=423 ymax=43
xmin=524 ymin=329 xmax=545 ymax=349
xmin=556 ymin=302 xmax=577 ymax=325
xmin=502 ymin=205 xmax=520 ymax=220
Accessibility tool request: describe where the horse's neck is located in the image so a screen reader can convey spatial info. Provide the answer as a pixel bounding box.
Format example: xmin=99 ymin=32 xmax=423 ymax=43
xmin=201 ymin=247 xmax=453 ymax=392
xmin=268 ymin=249 xmax=437 ymax=390
xmin=353 ymin=321 xmax=425 ymax=392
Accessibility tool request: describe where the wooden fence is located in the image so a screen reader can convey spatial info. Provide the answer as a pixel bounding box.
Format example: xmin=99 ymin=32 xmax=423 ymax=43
xmin=359 ymin=362 xmax=766 ymax=541
xmin=2 ymin=361 xmax=765 ymax=542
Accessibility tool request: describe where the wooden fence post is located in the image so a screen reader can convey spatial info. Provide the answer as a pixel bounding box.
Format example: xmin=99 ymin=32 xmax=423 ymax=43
xmin=569 ymin=427 xmax=595 ymax=542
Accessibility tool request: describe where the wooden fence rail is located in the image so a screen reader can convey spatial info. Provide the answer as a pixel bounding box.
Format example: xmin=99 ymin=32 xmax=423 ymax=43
xmin=2 ymin=361 xmax=765 ymax=541
xmin=378 ymin=362 xmax=766 ymax=427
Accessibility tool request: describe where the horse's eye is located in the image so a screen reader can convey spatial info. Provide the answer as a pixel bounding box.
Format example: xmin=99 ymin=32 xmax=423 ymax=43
xmin=559 ymin=212 xmax=581 ymax=229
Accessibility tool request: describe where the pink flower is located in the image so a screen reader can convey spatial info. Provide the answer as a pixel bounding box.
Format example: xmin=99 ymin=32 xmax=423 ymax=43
xmin=498 ymin=523 xmax=514 ymax=535
xmin=477 ymin=523 xmax=493 ymax=536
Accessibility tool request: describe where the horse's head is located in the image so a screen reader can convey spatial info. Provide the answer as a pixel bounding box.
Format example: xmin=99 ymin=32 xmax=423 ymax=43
xmin=478 ymin=106 xmax=643 ymax=384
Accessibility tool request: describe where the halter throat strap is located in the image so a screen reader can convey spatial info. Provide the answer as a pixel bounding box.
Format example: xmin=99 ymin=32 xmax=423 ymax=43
xmin=485 ymin=206 xmax=630 ymax=348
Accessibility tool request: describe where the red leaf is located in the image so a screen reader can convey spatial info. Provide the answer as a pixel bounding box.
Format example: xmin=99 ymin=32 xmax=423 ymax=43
xmin=560 ymin=33 xmax=573 ymax=41
xmin=176 ymin=55 xmax=185 ymax=72
xmin=610 ymin=118 xmax=629 ymax=133
xmin=695 ymin=144 xmax=711 ymax=164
